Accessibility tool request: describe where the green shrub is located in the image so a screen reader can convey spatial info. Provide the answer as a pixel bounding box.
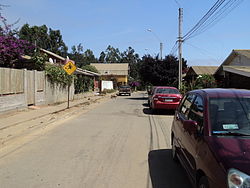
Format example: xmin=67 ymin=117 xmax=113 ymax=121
xmin=45 ymin=64 xmax=75 ymax=87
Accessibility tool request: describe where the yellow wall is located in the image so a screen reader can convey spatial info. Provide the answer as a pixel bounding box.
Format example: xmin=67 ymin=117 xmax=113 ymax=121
xmin=117 ymin=76 xmax=127 ymax=83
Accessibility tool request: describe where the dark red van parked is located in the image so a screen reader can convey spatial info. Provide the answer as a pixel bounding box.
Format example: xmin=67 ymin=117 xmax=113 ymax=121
xmin=171 ymin=88 xmax=250 ymax=188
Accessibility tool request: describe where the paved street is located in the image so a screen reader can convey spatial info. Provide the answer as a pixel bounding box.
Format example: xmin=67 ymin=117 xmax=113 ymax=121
xmin=0 ymin=92 xmax=191 ymax=188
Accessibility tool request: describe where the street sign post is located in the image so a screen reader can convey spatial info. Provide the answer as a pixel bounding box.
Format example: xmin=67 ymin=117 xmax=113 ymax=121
xmin=63 ymin=60 xmax=76 ymax=109
xmin=63 ymin=61 xmax=76 ymax=75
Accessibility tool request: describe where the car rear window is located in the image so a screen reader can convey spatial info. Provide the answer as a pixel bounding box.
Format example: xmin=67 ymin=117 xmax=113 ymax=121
xmin=209 ymin=97 xmax=250 ymax=134
xmin=155 ymin=88 xmax=180 ymax=94
xmin=120 ymin=86 xmax=130 ymax=89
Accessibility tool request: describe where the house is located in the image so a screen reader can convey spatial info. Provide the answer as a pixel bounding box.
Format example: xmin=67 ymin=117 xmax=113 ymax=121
xmin=40 ymin=49 xmax=66 ymax=65
xmin=214 ymin=49 xmax=250 ymax=89
xmin=184 ymin=66 xmax=218 ymax=82
xmin=41 ymin=49 xmax=100 ymax=91
xmin=91 ymin=63 xmax=129 ymax=88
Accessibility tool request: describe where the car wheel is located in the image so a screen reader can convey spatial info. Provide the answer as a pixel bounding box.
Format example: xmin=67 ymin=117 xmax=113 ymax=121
xmin=172 ymin=135 xmax=179 ymax=162
xmin=198 ymin=176 xmax=209 ymax=188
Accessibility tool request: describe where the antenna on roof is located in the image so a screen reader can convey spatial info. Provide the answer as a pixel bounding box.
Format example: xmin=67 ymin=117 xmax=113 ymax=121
xmin=49 ymin=58 xmax=54 ymax=64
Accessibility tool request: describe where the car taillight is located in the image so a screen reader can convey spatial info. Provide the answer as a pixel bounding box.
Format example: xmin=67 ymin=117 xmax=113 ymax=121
xmin=153 ymin=96 xmax=158 ymax=101
xmin=174 ymin=97 xmax=181 ymax=102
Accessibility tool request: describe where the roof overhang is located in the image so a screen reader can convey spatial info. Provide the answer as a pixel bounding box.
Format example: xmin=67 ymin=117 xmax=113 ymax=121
xmin=223 ymin=66 xmax=250 ymax=78
xmin=75 ymin=68 xmax=100 ymax=77
xmin=40 ymin=49 xmax=66 ymax=61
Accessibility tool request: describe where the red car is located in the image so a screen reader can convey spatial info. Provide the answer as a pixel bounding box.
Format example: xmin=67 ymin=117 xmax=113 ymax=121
xmin=148 ymin=86 xmax=182 ymax=111
xmin=171 ymin=88 xmax=250 ymax=188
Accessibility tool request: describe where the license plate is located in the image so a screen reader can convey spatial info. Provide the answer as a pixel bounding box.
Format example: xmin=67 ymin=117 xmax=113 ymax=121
xmin=165 ymin=99 xmax=173 ymax=102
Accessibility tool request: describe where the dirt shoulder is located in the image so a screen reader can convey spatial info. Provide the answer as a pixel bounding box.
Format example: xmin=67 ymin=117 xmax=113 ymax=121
xmin=0 ymin=93 xmax=112 ymax=153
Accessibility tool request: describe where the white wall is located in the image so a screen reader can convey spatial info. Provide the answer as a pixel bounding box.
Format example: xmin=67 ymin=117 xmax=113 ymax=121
xmin=101 ymin=81 xmax=113 ymax=91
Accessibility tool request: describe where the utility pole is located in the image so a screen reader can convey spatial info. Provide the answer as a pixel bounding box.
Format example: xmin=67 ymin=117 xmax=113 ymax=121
xmin=160 ymin=42 xmax=163 ymax=61
xmin=178 ymin=8 xmax=183 ymax=90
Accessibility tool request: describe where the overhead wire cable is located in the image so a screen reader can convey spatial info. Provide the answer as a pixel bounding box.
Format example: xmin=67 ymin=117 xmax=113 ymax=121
xmin=170 ymin=42 xmax=178 ymax=55
xmin=168 ymin=0 xmax=225 ymax=54
xmin=185 ymin=0 xmax=243 ymax=40
xmin=183 ymin=0 xmax=226 ymax=40
xmin=168 ymin=0 xmax=244 ymax=55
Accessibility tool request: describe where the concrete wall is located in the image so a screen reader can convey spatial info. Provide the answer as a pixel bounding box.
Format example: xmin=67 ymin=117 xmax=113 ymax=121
xmin=45 ymin=78 xmax=74 ymax=105
xmin=0 ymin=93 xmax=26 ymax=113
xmin=0 ymin=68 xmax=75 ymax=113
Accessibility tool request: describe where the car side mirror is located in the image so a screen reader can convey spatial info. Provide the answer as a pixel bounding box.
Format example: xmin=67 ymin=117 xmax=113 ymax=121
xmin=183 ymin=120 xmax=198 ymax=135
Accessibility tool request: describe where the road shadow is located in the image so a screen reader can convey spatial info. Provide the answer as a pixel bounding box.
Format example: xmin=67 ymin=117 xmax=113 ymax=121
xmin=148 ymin=149 xmax=192 ymax=188
xmin=143 ymin=108 xmax=175 ymax=116
xmin=124 ymin=97 xmax=147 ymax=101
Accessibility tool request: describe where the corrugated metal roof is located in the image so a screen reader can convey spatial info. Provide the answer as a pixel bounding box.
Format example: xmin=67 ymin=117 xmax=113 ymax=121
xmin=91 ymin=63 xmax=129 ymax=75
xmin=189 ymin=66 xmax=218 ymax=75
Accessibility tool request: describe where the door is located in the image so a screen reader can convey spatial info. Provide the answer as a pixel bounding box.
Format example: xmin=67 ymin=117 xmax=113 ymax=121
xmin=174 ymin=93 xmax=196 ymax=170
xmin=181 ymin=94 xmax=205 ymax=180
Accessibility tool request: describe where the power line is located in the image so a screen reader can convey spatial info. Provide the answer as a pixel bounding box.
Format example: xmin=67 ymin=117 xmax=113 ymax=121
xmin=185 ymin=0 xmax=243 ymax=40
xmin=184 ymin=42 xmax=221 ymax=62
xmin=170 ymin=42 xmax=178 ymax=55
xmin=183 ymin=0 xmax=244 ymax=41
xmin=183 ymin=0 xmax=226 ymax=40
xmin=169 ymin=0 xmax=244 ymax=55
xmin=173 ymin=0 xmax=181 ymax=8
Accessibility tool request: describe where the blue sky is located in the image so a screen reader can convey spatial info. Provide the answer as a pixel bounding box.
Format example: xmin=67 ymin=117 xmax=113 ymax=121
xmin=2 ymin=0 xmax=250 ymax=66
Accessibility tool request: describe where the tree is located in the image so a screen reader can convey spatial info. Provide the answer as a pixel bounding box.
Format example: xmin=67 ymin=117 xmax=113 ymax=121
xmin=68 ymin=44 xmax=98 ymax=68
xmin=99 ymin=51 xmax=105 ymax=63
xmin=48 ymin=28 xmax=68 ymax=56
xmin=0 ymin=13 xmax=35 ymax=68
xmin=18 ymin=24 xmax=68 ymax=56
xmin=0 ymin=5 xmax=19 ymax=36
xmin=121 ymin=47 xmax=140 ymax=82
xmin=99 ymin=45 xmax=122 ymax=63
xmin=82 ymin=49 xmax=98 ymax=64
xmin=139 ymin=55 xmax=187 ymax=87
xmin=68 ymin=43 xmax=84 ymax=67
xmin=0 ymin=35 xmax=34 ymax=68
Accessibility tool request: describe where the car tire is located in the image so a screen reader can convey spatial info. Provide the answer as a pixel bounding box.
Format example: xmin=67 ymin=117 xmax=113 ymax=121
xmin=151 ymin=107 xmax=156 ymax=114
xmin=198 ymin=176 xmax=209 ymax=188
xmin=172 ymin=136 xmax=179 ymax=162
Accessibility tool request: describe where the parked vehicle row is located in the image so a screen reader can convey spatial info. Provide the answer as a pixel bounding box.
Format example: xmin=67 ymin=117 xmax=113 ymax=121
xmin=171 ymin=88 xmax=250 ymax=188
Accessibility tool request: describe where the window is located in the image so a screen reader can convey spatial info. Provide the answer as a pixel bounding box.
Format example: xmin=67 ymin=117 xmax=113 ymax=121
xmin=189 ymin=95 xmax=204 ymax=133
xmin=180 ymin=94 xmax=195 ymax=118
xmin=209 ymin=97 xmax=250 ymax=133
xmin=155 ymin=88 xmax=180 ymax=94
